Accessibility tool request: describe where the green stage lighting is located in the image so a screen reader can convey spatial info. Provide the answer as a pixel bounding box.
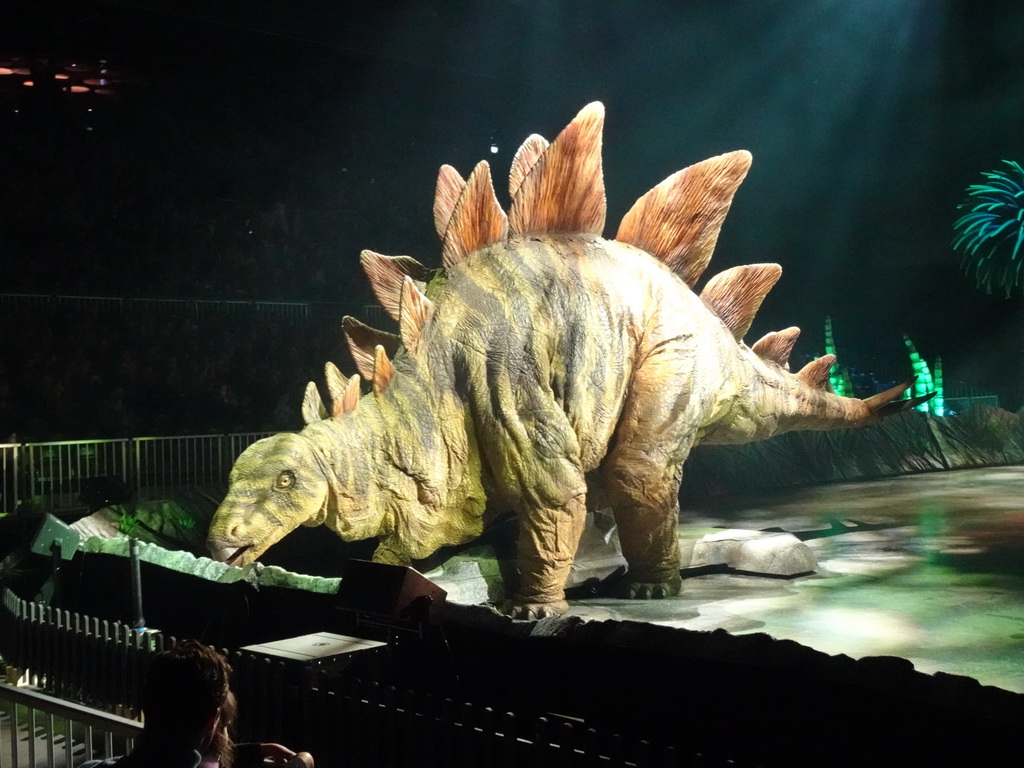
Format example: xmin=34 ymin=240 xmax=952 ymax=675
xmin=932 ymin=356 xmax=945 ymax=416
xmin=903 ymin=334 xmax=943 ymax=415
xmin=823 ymin=316 xmax=852 ymax=397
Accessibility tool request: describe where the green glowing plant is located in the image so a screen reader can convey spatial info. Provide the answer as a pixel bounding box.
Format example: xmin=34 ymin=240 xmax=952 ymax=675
xmin=822 ymin=316 xmax=852 ymax=397
xmin=903 ymin=335 xmax=944 ymax=415
xmin=952 ymin=160 xmax=1024 ymax=297
xmin=174 ymin=513 xmax=196 ymax=531
xmin=119 ymin=511 xmax=139 ymax=536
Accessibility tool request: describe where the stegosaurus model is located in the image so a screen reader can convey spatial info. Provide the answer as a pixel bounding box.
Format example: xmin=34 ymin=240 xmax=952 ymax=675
xmin=208 ymin=103 xmax=928 ymax=617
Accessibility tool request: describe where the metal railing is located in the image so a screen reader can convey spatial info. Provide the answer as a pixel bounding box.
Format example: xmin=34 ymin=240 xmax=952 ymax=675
xmin=0 ymin=446 xmax=18 ymax=519
xmin=134 ymin=434 xmax=259 ymax=500
xmin=0 ymin=293 xmax=314 ymax=321
xmin=0 ymin=684 xmax=141 ymax=768
xmin=943 ymin=395 xmax=1001 ymax=413
xmin=2 ymin=433 xmax=273 ymax=515
xmin=0 ymin=292 xmax=385 ymax=328
xmin=24 ymin=440 xmax=131 ymax=515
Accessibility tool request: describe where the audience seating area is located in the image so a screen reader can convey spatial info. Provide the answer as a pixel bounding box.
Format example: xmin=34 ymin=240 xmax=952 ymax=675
xmin=0 ymin=295 xmax=351 ymax=442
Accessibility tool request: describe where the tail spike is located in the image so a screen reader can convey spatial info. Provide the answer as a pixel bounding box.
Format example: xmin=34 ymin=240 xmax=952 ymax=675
xmin=360 ymin=251 xmax=429 ymax=322
xmin=342 ymin=316 xmax=400 ymax=380
xmin=751 ymin=326 xmax=801 ymax=370
xmin=399 ymin=276 xmax=436 ymax=352
xmin=509 ymin=101 xmax=606 ymax=237
xmin=863 ymin=377 xmax=936 ymax=420
xmin=433 ymin=164 xmax=466 ymax=241
xmin=441 ymin=160 xmax=508 ymax=270
xmin=509 ymin=134 xmax=549 ymax=200
xmin=301 ymin=381 xmax=327 ymax=425
xmin=372 ymin=345 xmax=395 ymax=395
xmin=699 ymin=263 xmax=782 ymax=341
xmin=797 ymin=354 xmax=836 ymax=390
xmin=877 ymin=391 xmax=937 ymax=418
xmin=616 ymin=150 xmax=752 ymax=287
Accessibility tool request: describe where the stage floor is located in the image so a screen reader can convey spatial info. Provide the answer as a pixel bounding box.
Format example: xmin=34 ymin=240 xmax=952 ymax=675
xmin=563 ymin=465 xmax=1024 ymax=694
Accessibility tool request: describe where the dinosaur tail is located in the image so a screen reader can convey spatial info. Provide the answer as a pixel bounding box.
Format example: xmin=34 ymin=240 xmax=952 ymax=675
xmin=861 ymin=377 xmax=936 ymax=424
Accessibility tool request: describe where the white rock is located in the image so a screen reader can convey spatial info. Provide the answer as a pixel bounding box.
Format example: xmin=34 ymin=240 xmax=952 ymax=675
xmin=688 ymin=529 xmax=817 ymax=576
xmin=731 ymin=533 xmax=817 ymax=576
xmin=689 ymin=529 xmax=766 ymax=567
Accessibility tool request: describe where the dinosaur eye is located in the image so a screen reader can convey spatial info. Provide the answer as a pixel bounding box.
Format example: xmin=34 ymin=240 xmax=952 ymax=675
xmin=275 ymin=470 xmax=295 ymax=490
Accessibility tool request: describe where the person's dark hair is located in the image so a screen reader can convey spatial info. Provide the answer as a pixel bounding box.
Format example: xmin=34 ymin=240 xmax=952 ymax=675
xmin=142 ymin=640 xmax=235 ymax=766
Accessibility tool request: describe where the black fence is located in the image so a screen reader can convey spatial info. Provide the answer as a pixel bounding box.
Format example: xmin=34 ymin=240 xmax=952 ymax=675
xmin=0 ymin=589 xmax=711 ymax=767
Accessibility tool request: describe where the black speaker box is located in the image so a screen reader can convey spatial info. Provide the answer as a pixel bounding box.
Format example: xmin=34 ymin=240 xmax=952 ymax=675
xmin=335 ymin=560 xmax=447 ymax=624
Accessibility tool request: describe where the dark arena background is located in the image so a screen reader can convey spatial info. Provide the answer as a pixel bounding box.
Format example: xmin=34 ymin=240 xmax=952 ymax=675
xmin=3 ymin=2 xmax=1024 ymax=766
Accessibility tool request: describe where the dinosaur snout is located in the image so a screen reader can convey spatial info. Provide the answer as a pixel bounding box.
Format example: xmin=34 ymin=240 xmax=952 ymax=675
xmin=206 ymin=530 xmax=253 ymax=565
xmin=206 ymin=507 xmax=253 ymax=563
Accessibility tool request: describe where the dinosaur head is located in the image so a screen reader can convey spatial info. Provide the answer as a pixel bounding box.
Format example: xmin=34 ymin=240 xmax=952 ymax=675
xmin=207 ymin=432 xmax=331 ymax=566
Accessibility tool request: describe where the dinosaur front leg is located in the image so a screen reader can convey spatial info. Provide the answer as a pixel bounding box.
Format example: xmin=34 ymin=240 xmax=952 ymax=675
xmin=504 ymin=492 xmax=587 ymax=619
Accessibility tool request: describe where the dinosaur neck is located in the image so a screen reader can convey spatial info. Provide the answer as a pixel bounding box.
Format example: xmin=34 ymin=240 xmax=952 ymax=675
xmin=300 ymin=416 xmax=392 ymax=542
xmin=698 ymin=349 xmax=870 ymax=445
xmin=310 ymin=363 xmax=487 ymax=561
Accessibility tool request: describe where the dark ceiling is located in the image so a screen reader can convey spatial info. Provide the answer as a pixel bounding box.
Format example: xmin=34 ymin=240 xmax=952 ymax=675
xmin=4 ymin=0 xmax=1024 ymax=406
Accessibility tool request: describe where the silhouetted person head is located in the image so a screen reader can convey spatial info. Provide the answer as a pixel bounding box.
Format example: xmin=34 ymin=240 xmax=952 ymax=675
xmin=142 ymin=640 xmax=235 ymax=766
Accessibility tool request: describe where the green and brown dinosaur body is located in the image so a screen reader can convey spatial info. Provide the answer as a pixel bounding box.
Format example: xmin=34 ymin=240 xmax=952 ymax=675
xmin=208 ymin=103 xmax=925 ymax=617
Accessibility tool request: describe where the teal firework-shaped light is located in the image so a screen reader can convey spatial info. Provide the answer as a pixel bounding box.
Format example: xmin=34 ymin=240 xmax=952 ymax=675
xmin=952 ymin=160 xmax=1024 ymax=297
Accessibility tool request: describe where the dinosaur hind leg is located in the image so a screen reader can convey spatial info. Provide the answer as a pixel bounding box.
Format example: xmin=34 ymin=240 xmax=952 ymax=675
xmin=601 ymin=354 xmax=695 ymax=598
xmin=603 ymin=456 xmax=685 ymax=598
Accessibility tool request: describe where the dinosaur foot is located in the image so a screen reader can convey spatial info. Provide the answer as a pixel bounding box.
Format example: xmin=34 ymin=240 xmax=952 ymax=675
xmin=615 ymin=575 xmax=682 ymax=600
xmin=498 ymin=599 xmax=569 ymax=621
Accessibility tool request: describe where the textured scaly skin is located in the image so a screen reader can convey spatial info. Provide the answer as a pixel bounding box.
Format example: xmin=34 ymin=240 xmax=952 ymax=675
xmin=208 ymin=232 xmax=877 ymax=614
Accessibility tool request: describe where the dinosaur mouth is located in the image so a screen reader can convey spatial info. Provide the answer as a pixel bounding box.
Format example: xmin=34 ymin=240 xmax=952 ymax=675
xmin=225 ymin=545 xmax=251 ymax=565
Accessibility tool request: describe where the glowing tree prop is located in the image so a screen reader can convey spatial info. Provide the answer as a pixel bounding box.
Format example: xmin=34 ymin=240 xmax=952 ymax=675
xmin=821 ymin=319 xmax=945 ymax=414
xmin=903 ymin=334 xmax=944 ymax=415
xmin=822 ymin=316 xmax=852 ymax=397
xmin=953 ymin=160 xmax=1024 ymax=297
xmin=933 ymin=355 xmax=944 ymax=416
